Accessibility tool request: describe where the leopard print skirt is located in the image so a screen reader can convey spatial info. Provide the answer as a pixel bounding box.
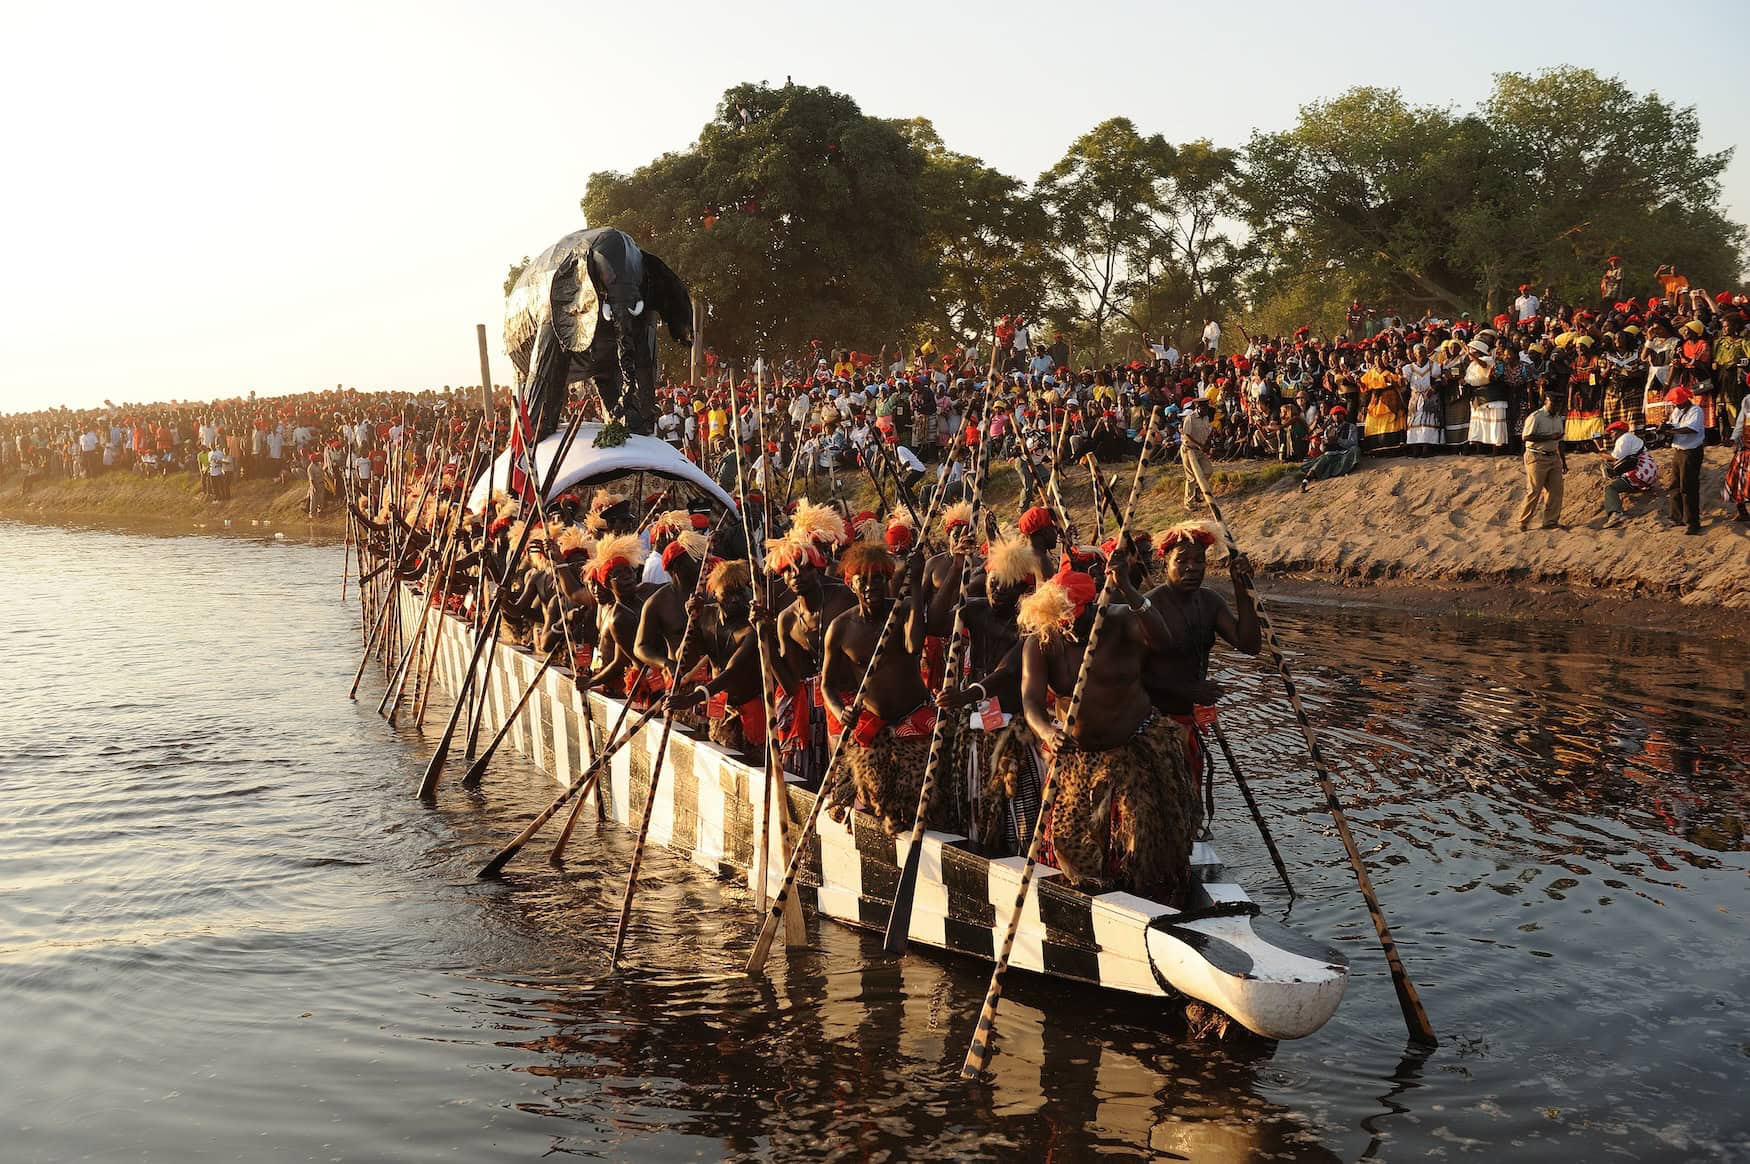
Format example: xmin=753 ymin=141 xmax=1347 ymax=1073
xmin=1047 ymin=715 xmax=1202 ymax=906
xmin=976 ymin=717 xmax=1044 ymax=856
xmin=841 ymin=730 xmax=937 ymax=836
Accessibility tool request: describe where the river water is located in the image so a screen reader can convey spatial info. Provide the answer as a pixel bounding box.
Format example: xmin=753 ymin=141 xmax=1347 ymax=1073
xmin=1 ymin=519 xmax=1744 ymax=1162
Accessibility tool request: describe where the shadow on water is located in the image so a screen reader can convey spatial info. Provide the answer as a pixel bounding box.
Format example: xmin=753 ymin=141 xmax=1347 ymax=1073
xmin=1 ymin=520 xmax=1746 ymax=1162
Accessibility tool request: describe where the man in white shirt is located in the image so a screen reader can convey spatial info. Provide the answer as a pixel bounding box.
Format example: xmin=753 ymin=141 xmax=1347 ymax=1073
xmin=656 ymin=406 xmax=683 ymax=449
xmin=1514 ymin=285 xmax=1540 ymax=322
xmin=1663 ymin=387 xmax=1707 ymax=534
xmin=1201 ymin=318 xmax=1222 ymax=356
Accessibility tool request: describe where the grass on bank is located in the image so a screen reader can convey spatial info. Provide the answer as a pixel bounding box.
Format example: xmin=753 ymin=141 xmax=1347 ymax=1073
xmin=0 ymin=468 xmax=347 ymax=535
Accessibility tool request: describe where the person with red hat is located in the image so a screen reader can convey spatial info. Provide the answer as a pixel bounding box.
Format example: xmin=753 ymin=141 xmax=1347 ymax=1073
xmin=1662 ymin=386 xmax=1707 ymax=533
xmin=1298 ymin=405 xmax=1360 ymax=491
xmin=1017 ymin=550 xmax=1194 ymax=903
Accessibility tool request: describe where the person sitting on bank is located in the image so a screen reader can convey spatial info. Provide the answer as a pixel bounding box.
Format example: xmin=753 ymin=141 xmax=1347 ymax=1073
xmin=1297 ymin=406 xmax=1359 ymax=492
xmin=1599 ymin=421 xmax=1659 ymax=529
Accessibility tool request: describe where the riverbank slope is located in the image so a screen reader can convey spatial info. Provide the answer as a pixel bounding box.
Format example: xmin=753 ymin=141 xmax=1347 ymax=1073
xmin=0 ymin=471 xmax=347 ymax=538
xmin=3 ymin=447 xmax=1744 ymax=612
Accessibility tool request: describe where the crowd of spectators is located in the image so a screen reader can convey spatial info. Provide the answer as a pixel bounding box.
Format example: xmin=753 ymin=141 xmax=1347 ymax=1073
xmin=7 ymin=267 xmax=1748 ymax=535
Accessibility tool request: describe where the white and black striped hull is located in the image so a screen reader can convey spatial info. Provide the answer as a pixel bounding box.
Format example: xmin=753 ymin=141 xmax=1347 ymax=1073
xmin=403 ymin=587 xmax=1348 ymax=1040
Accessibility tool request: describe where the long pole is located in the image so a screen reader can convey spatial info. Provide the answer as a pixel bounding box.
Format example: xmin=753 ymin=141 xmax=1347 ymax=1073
xmin=458 ymin=645 xmax=562 ymax=786
xmin=550 ymin=666 xmax=646 ymax=862
xmin=961 ymin=411 xmax=1157 ymax=1080
xmin=1206 ymin=717 xmax=1295 ymax=898
xmin=752 ymin=366 xmax=806 ymax=945
xmin=607 ymin=513 xmax=730 ymax=969
xmin=476 ymin=697 xmax=664 ymax=879
xmin=1183 ymin=451 xmax=1435 ymax=1045
xmin=743 ymin=459 xmax=961 ymax=977
xmin=883 ymin=406 xmax=991 ymax=954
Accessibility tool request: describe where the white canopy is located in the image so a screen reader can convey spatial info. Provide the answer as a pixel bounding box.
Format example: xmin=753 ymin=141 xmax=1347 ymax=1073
xmin=467 ymin=424 xmax=738 ymax=515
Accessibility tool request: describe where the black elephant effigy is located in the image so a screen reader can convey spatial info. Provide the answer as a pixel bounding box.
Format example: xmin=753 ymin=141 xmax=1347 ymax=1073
xmin=504 ymin=228 xmax=692 ymax=446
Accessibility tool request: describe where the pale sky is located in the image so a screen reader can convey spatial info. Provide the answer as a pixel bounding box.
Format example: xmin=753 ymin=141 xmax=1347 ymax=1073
xmin=4 ymin=0 xmax=1746 ymax=414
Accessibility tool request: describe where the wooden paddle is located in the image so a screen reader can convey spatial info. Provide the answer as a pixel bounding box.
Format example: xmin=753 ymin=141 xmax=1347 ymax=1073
xmin=1205 ymin=717 xmax=1295 ymax=898
xmin=1181 ymin=451 xmax=1435 ymax=1047
xmin=476 ymin=673 xmax=654 ymax=878
xmin=961 ymin=410 xmax=1157 ymax=1081
xmin=459 ymin=644 xmax=563 ymax=787
xmin=607 ymin=511 xmax=734 ymax=969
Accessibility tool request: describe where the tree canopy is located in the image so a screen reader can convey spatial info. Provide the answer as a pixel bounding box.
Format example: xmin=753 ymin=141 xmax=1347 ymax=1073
xmin=550 ymin=69 xmax=1743 ymax=371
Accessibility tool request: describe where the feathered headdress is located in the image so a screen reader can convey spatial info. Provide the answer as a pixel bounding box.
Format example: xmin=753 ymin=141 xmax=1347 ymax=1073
xmin=790 ymin=498 xmax=848 ymax=549
xmin=766 ymin=532 xmax=827 ymax=574
xmin=649 ymin=509 xmax=694 ymax=546
xmin=587 ymin=533 xmax=647 ymax=584
xmin=1153 ymin=521 xmax=1220 ymax=555
xmin=1016 ymin=568 xmax=1098 ymax=640
xmin=883 ymin=511 xmax=916 ymax=552
xmin=940 ymin=501 xmax=973 ymax=532
xmin=985 ymin=536 xmax=1042 ymax=590
xmin=555 ymin=524 xmax=593 ymax=562
xmin=849 ymin=510 xmax=883 ymax=542
xmin=706 ymin=558 xmax=751 ymax=599
xmin=660 ymin=528 xmax=709 ymax=570
xmin=839 ymin=543 xmax=897 ymax=579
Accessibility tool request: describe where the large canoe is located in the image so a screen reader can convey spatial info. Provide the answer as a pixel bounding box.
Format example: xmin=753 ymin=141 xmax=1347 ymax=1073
xmin=403 ymin=587 xmax=1348 ymax=1041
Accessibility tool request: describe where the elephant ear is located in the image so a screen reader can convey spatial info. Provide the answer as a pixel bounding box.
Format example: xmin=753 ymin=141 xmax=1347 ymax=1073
xmin=642 ymin=252 xmax=694 ymax=345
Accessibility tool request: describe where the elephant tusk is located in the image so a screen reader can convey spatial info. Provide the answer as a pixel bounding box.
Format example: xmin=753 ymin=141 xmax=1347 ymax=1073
xmin=631 ymin=300 xmax=645 ymax=316
xmin=601 ymin=303 xmax=614 ymax=321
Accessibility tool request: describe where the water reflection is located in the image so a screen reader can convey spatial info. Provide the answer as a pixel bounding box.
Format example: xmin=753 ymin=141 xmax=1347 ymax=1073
xmin=1 ymin=520 xmax=1746 ymax=1162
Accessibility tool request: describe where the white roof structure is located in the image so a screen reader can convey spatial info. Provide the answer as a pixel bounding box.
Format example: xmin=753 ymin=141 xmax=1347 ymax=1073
xmin=467 ymin=424 xmax=738 ymax=514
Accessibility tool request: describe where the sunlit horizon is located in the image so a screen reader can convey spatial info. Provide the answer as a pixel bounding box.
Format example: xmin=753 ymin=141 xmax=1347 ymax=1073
xmin=4 ymin=0 xmax=1746 ymax=415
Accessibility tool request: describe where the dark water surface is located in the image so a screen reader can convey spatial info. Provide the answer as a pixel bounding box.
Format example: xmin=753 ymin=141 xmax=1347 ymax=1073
xmin=1 ymin=520 xmax=1745 ymax=1162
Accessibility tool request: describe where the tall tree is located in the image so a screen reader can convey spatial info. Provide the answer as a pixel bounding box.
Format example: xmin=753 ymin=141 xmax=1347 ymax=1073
xmin=583 ymin=82 xmax=932 ymax=364
xmin=1240 ymin=71 xmax=1744 ymax=322
xmin=894 ymin=118 xmax=1059 ymax=350
xmin=1035 ymin=118 xmax=1175 ymax=360
xmin=1463 ymin=67 xmax=1744 ymax=309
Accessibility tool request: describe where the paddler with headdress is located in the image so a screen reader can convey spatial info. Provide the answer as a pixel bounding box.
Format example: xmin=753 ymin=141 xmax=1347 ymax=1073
xmin=534 ymin=522 xmax=598 ymax=672
xmin=1020 ymin=549 xmax=1201 ymax=905
xmin=918 ymin=500 xmax=976 ymax=691
xmin=936 ymin=533 xmax=1045 ymax=854
xmin=580 ymin=533 xmax=655 ymax=703
xmin=765 ymin=501 xmax=854 ymax=788
xmin=634 ymin=515 xmax=714 ymax=715
xmin=821 ymin=543 xmax=945 ymax=835
xmin=1140 ymin=521 xmax=1261 ymax=775
xmin=666 ymin=559 xmax=769 ymax=761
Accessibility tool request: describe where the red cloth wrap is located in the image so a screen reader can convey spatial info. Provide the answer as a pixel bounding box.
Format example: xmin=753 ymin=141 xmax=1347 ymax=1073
xmin=922 ymin=634 xmax=946 ymax=692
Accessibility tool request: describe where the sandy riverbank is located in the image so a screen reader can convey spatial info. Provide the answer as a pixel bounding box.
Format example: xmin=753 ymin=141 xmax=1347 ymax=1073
xmin=4 ymin=446 xmax=1744 ymax=622
xmin=0 ymin=470 xmax=348 ymax=539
